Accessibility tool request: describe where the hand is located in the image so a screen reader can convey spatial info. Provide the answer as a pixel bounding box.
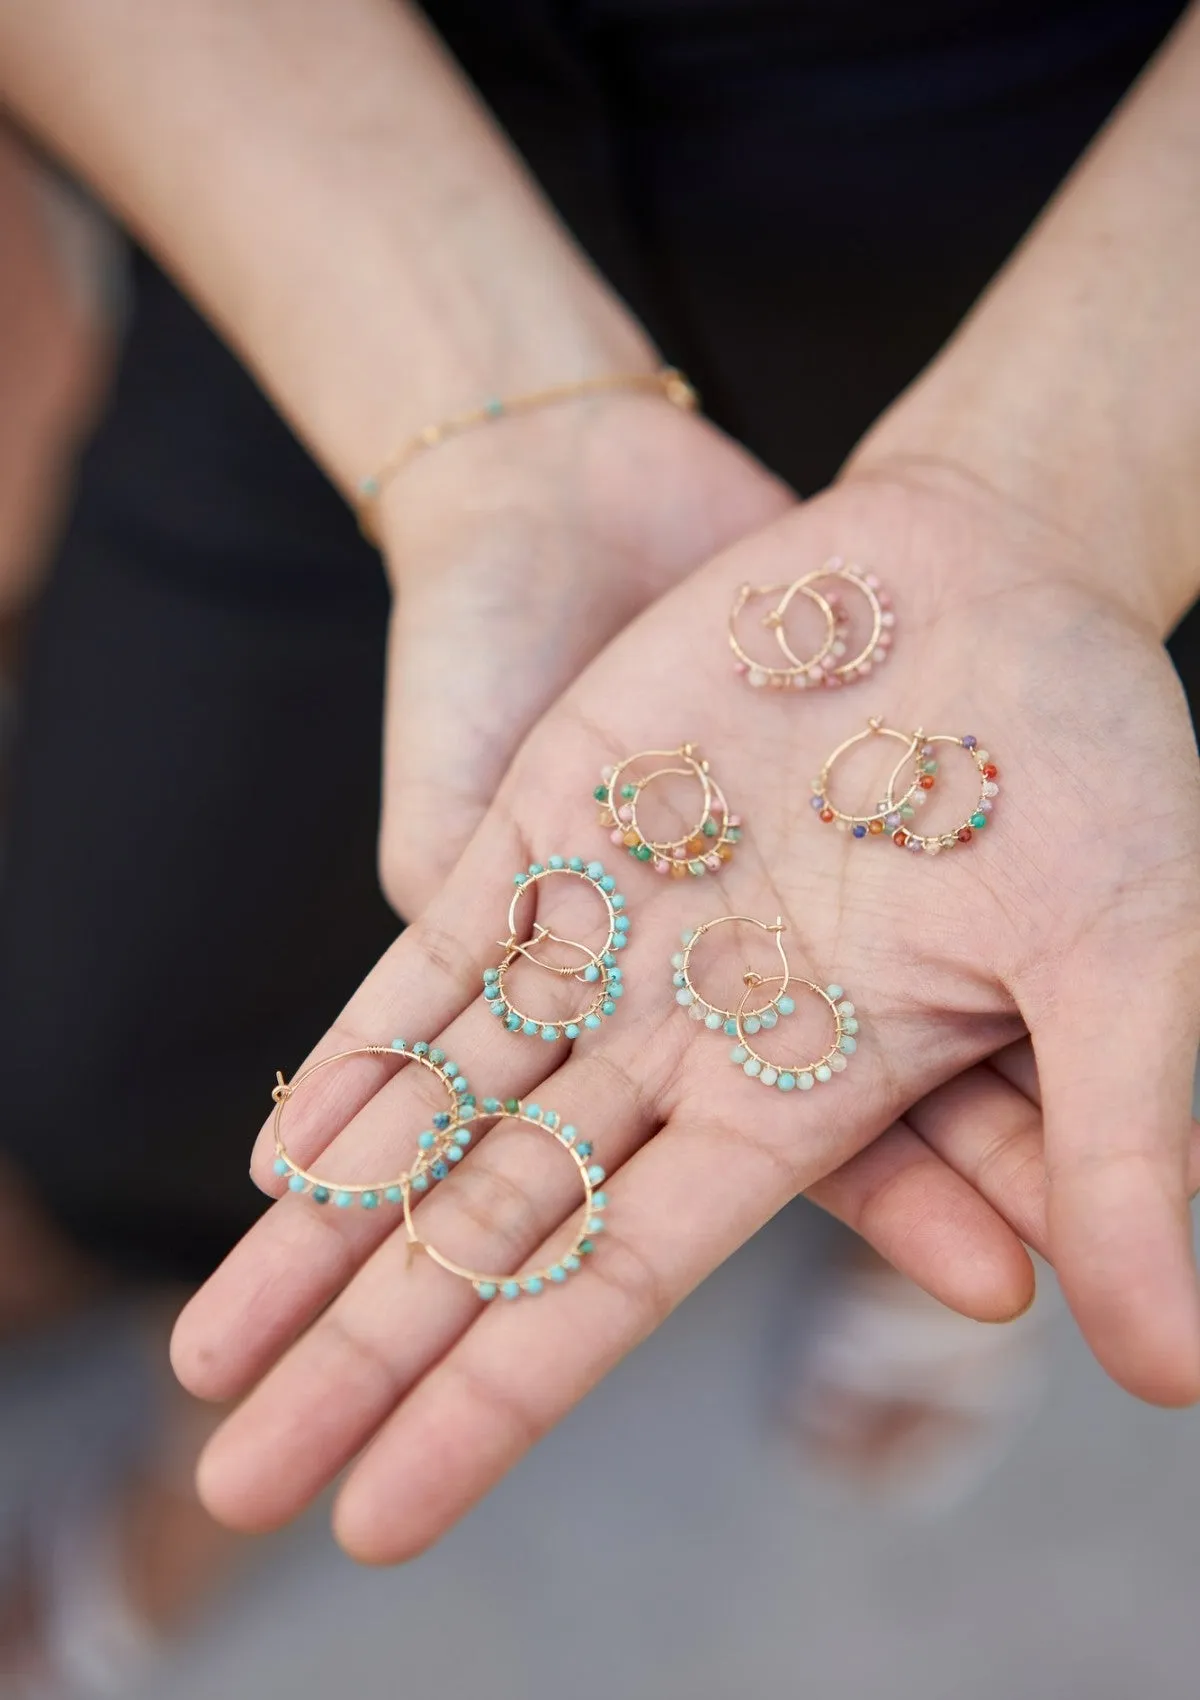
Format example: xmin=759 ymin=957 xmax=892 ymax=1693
xmin=173 ymin=464 xmax=1200 ymax=1563
xmin=373 ymin=387 xmax=790 ymax=914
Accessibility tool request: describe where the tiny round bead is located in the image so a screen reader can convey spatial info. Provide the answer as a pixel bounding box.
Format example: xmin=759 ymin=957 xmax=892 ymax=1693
xmin=287 ymin=1174 xmax=306 ymax=1193
xmin=361 ymin=1191 xmax=379 ymax=1209
xmin=477 ymin=1283 xmax=498 ymax=1300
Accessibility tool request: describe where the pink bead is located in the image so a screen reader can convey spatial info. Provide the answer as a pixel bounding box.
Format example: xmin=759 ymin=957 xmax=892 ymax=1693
xmin=877 ymin=590 xmax=892 ymax=608
xmin=734 ymin=661 xmax=748 ymax=675
xmin=704 ymin=853 xmax=721 ymax=871
xmin=609 ymin=828 xmax=624 ymax=845
xmin=865 ymin=573 xmax=880 ymax=590
xmin=654 ymin=857 xmax=670 ymax=874
xmin=824 ymin=673 xmax=843 ymax=689
xmin=877 ymin=630 xmax=893 ymax=648
xmin=728 ymin=815 xmax=742 ymax=828
xmin=617 ymin=805 xmax=633 ymax=824
xmin=673 ymin=846 xmax=687 ymax=859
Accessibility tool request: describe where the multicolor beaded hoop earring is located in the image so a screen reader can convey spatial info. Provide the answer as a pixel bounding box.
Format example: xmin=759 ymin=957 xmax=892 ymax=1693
xmin=771 ymin=560 xmax=893 ymax=687
xmin=728 ymin=559 xmax=894 ymax=691
xmin=732 ymin=974 xmax=860 ymax=1091
xmin=401 ymin=1102 xmax=608 ymax=1300
xmin=481 ymin=858 xmax=628 ymax=1040
xmin=728 ymin=579 xmax=842 ymax=691
xmin=594 ymin=744 xmax=742 ymax=875
xmin=270 ymin=1040 xmax=472 ymax=1207
xmin=888 ymin=733 xmax=999 ymax=854
xmin=671 ymin=914 xmax=794 ymax=1034
xmin=809 ymin=718 xmax=925 ymax=839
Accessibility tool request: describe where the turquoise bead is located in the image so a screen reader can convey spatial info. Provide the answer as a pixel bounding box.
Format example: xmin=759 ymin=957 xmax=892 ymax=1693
xmin=592 ymin=1192 xmax=608 ymax=1209
xmin=815 ymin=1065 xmax=832 ymax=1083
xmin=385 ymin=1186 xmax=404 ymax=1204
xmin=614 ymin=915 xmax=630 ymax=932
xmin=361 ymin=1191 xmax=379 ymax=1208
xmin=514 ymin=872 xmax=528 ymax=886
xmin=564 ymin=1023 xmax=581 ymax=1039
xmin=842 ymin=1018 xmax=859 ymax=1035
xmin=411 ymin=1173 xmax=429 ymax=1192
xmin=970 ymin=811 xmax=988 ymax=830
xmin=777 ymin=1073 xmax=796 ymax=1092
xmin=705 ymin=1012 xmax=723 ymax=1030
xmin=487 ymin=1000 xmax=505 ymax=1017
xmin=478 ymin=1283 xmax=498 ymax=1300
xmin=798 ymin=1073 xmax=814 ymax=1091
xmin=452 ymin=1075 xmax=469 ymax=1093
xmin=522 ymin=1020 xmax=538 ymax=1036
xmin=730 ymin=1045 xmax=748 ymax=1063
xmin=777 ymin=996 xmax=795 ymax=1015
xmin=447 ymin=1146 xmax=464 ymax=1163
xmin=579 ymin=1239 xmax=596 ymax=1255
xmin=483 ymin=397 xmax=504 ymax=417
xmin=483 ymin=968 xmax=499 ymax=982
xmin=839 ymin=1035 xmax=857 ymax=1054
xmin=583 ymin=964 xmax=600 ymax=982
xmin=587 ymin=1165 xmax=606 ymax=1184
xmin=826 ymin=983 xmax=844 ymax=1001
xmin=602 ymin=951 xmax=617 ymax=966
xmin=505 ymin=1013 xmax=522 ymax=1031
xmin=433 ymin=1111 xmax=451 ymax=1130
xmin=744 ymin=1016 xmax=761 ymax=1035
xmin=541 ymin=1026 xmax=559 ymax=1041
xmin=501 ymin=1281 xmax=521 ymax=1300
xmin=526 ymin=1103 xmax=542 ymax=1120
xmin=429 ymin=1047 xmax=445 ymax=1065
xmin=743 ymin=1058 xmax=762 ymax=1077
xmin=724 ymin=1019 xmax=738 ymax=1037
xmin=273 ymin=1157 xmax=289 ymax=1176
xmin=609 ymin=984 xmax=624 ymax=999
xmin=523 ymin=1277 xmax=544 ymax=1295
xmin=609 ymin=965 xmax=623 ymax=980
xmin=563 ymin=1254 xmax=582 ymax=1272
xmin=561 ymin=1125 xmax=577 ymax=1143
xmin=414 ymin=1041 xmax=429 ymax=1056
xmin=543 ymin=1110 xmax=559 ymax=1129
xmin=335 ymin=1192 xmax=354 ymax=1208
xmin=418 ymin=1131 xmax=435 ymax=1150
xmin=576 ymin=1141 xmax=593 ymax=1158
xmin=549 ymin=1265 xmax=567 ymax=1283
xmin=313 ymin=1187 xmax=330 ymax=1205
xmin=287 ymin=1174 xmax=306 ymax=1193
xmin=586 ymin=1218 xmax=606 ymax=1234
xmin=600 ymin=874 xmax=616 ymax=892
xmin=548 ymin=855 xmax=564 ymax=869
xmin=483 ymin=1097 xmax=502 ymax=1114
xmin=391 ymin=1037 xmax=407 ymax=1050
xmin=457 ymin=1130 xmax=472 ymax=1146
xmin=431 ymin=1160 xmax=449 ymax=1180
xmin=586 ymin=861 xmax=604 ymax=880
xmin=568 ymin=857 xmax=584 ymax=871
xmin=584 ymin=1014 xmax=602 ymax=1029
xmin=528 ymin=863 xmax=543 ymax=876
xmin=602 ymin=999 xmax=616 ymax=1015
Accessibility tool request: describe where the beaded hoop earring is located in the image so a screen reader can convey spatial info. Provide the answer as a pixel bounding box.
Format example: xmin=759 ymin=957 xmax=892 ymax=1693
xmin=770 ymin=559 xmax=893 ymax=687
xmin=888 ymin=734 xmax=999 ymax=854
xmin=401 ymin=1102 xmax=608 ymax=1300
xmin=671 ymin=914 xmax=794 ymax=1034
xmin=270 ymin=1039 xmax=473 ymax=1207
xmin=594 ymin=745 xmax=742 ymax=875
xmin=481 ymin=858 xmax=628 ymax=1040
xmin=731 ymin=974 xmax=860 ymax=1091
xmin=728 ymin=579 xmax=842 ymax=690
xmin=808 ymin=718 xmax=925 ymax=839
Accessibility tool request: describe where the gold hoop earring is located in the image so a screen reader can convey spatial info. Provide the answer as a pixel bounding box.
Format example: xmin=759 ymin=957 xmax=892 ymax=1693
xmin=482 ymin=857 xmax=628 ymax=1040
xmin=401 ymin=1101 xmax=607 ymax=1300
xmin=729 ymin=558 xmax=894 ymax=692
xmin=888 ymin=733 xmax=999 ymax=854
xmin=809 ymin=717 xmax=925 ymax=838
xmin=732 ymin=973 xmax=859 ymax=1091
xmin=727 ymin=579 xmax=841 ymax=690
xmin=270 ymin=1040 xmax=471 ymax=1207
xmin=595 ymin=744 xmax=742 ymax=876
xmin=671 ymin=913 xmax=793 ymax=1034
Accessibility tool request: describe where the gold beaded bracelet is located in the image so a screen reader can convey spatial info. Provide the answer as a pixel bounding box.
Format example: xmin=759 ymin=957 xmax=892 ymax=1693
xmin=354 ymin=365 xmax=698 ymax=543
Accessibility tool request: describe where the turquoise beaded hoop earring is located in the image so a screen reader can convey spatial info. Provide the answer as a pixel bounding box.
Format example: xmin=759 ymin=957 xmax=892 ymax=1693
xmin=481 ymin=858 xmax=629 ymax=1040
xmin=270 ymin=1040 xmax=473 ymax=1207
xmin=731 ymin=973 xmax=859 ymax=1091
xmin=401 ymin=1101 xmax=608 ymax=1300
xmin=671 ymin=913 xmax=794 ymax=1035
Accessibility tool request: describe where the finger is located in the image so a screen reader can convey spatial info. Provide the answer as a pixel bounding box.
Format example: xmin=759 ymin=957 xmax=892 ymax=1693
xmin=1024 ymin=931 xmax=1200 ymax=1407
xmin=806 ymin=1115 xmax=1036 ymax=1320
xmin=325 ymin=1057 xmax=1019 ymax=1566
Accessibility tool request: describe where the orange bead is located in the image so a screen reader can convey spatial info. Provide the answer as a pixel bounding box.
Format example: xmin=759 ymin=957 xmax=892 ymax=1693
xmin=957 ymin=826 xmax=973 ymax=843
xmin=819 ymin=808 xmax=834 ymax=823
xmin=918 ymin=775 xmax=936 ymax=790
xmin=717 ymin=843 xmax=733 ymax=862
xmin=669 ymin=862 xmax=687 ymax=879
xmin=983 ymin=764 xmax=998 ymax=780
xmin=622 ymin=830 xmax=640 ymax=848
xmin=686 ymin=836 xmax=705 ymax=857
xmin=868 ymin=819 xmax=884 ymax=835
xmin=892 ymin=829 xmax=909 ymax=846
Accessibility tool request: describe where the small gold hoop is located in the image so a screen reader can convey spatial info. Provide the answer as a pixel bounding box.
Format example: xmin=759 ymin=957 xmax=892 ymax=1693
xmin=809 ymin=718 xmax=923 ymax=839
xmin=481 ymin=858 xmax=628 ymax=1040
xmin=772 ymin=558 xmax=893 ymax=684
xmin=887 ymin=733 xmax=999 ymax=855
xmin=595 ymin=744 xmax=743 ymax=876
xmin=671 ymin=913 xmax=792 ymax=1033
xmin=732 ymin=975 xmax=860 ymax=1091
xmin=401 ymin=1103 xmax=607 ymax=1300
xmin=271 ymin=1041 xmax=470 ymax=1207
xmin=728 ymin=580 xmax=840 ymax=690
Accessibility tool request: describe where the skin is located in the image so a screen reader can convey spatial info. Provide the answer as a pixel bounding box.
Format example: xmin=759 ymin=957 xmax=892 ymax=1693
xmin=1 ymin=0 xmax=1199 ymax=1562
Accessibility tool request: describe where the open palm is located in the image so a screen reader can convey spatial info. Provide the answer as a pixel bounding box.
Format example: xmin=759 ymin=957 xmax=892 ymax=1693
xmin=174 ymin=468 xmax=1200 ymax=1562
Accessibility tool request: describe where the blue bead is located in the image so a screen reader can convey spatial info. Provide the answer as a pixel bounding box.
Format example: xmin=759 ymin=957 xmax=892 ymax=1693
xmin=514 ymin=873 xmax=528 ymax=886
xmin=529 ymin=863 xmax=543 ymax=876
xmin=584 ymin=1014 xmax=602 ymax=1029
xmin=587 ymin=1218 xmax=606 ymax=1234
xmin=602 ymin=999 xmax=616 ymax=1015
xmin=483 ymin=1097 xmax=502 ymax=1114
xmin=526 ymin=1104 xmax=542 ymax=1121
xmin=614 ymin=915 xmax=630 ymax=932
xmin=418 ymin=1131 xmax=435 ymax=1150
xmin=564 ymin=1024 xmax=581 ymax=1039
xmin=433 ymin=1111 xmax=451 ymax=1131
xmin=561 ymin=1126 xmax=577 ymax=1143
xmin=549 ymin=1266 xmax=567 ymax=1284
xmin=583 ymin=964 xmax=600 ymax=982
xmin=524 ymin=1277 xmax=544 ymax=1295
xmin=599 ymin=874 xmax=616 ymax=892
xmin=501 ymin=1281 xmax=521 ymax=1300
xmin=505 ymin=1013 xmax=522 ymax=1031
xmin=587 ymin=1165 xmax=606 ymax=1184
xmin=568 ymin=857 xmax=584 ymax=871
xmin=609 ymin=984 xmax=624 ymax=999
xmin=273 ymin=1157 xmax=289 ymax=1176
xmin=548 ymin=855 xmax=564 ymax=869
xmin=287 ymin=1174 xmax=306 ymax=1192
xmin=385 ymin=1186 xmax=404 ymax=1204
xmin=851 ymin=824 xmax=867 ymax=838
xmin=724 ymin=1019 xmax=738 ymax=1037
xmin=411 ymin=1173 xmax=429 ymax=1192
xmin=313 ymin=1187 xmax=330 ymax=1205
xmin=611 ymin=894 xmax=626 ymax=910
xmin=543 ymin=1110 xmax=559 ymax=1129
xmin=576 ymin=1141 xmax=593 ymax=1158
xmin=586 ymin=861 xmax=605 ymax=880
xmin=478 ymin=1282 xmax=498 ymax=1300
xmin=361 ymin=1191 xmax=379 ymax=1209
xmin=447 ymin=1146 xmax=464 ymax=1163
xmin=522 ymin=1020 xmax=538 ymax=1036
xmin=452 ymin=1075 xmax=469 ymax=1093
xmin=591 ymin=1191 xmax=608 ymax=1208
xmin=335 ymin=1192 xmax=354 ymax=1208
xmin=777 ymin=1073 xmax=796 ymax=1092
xmin=431 ymin=1161 xmax=449 ymax=1181
xmin=563 ymin=1254 xmax=581 ymax=1272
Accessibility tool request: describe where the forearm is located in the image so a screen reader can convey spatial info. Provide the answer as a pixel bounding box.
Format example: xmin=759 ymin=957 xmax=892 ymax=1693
xmin=853 ymin=1 xmax=1200 ymax=633
xmin=0 ymin=0 xmax=654 ymax=501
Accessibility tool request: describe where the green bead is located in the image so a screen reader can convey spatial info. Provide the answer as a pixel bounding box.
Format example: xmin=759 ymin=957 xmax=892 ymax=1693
xmin=922 ymin=760 xmax=938 ymax=775
xmin=702 ymin=818 xmax=718 ymax=837
xmin=505 ymin=1098 xmax=520 ymax=1115
xmin=620 ymin=784 xmax=636 ymax=800
xmin=593 ymin=785 xmax=609 ymax=803
xmin=970 ymin=811 xmax=988 ymax=830
xmin=634 ymin=843 xmax=653 ymax=861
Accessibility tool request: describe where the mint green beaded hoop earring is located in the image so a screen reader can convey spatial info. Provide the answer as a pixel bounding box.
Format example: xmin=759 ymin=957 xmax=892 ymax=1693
xmin=731 ymin=973 xmax=860 ymax=1092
